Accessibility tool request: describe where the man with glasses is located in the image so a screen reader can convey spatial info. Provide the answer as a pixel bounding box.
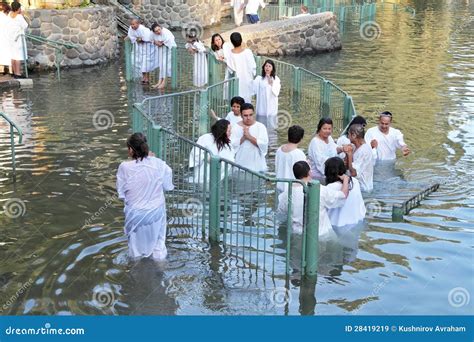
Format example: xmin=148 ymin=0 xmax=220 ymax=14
xmin=365 ymin=111 xmax=410 ymax=161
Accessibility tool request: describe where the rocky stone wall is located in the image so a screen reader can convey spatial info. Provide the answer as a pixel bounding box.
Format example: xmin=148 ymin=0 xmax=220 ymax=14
xmin=27 ymin=6 xmax=119 ymax=68
xmin=213 ymin=12 xmax=342 ymax=56
xmin=127 ymin=0 xmax=222 ymax=30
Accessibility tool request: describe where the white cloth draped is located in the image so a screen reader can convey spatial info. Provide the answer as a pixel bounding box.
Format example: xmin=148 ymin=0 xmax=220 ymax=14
xmin=231 ymin=122 xmax=268 ymax=172
xmin=116 ymin=157 xmax=174 ymax=260
xmin=0 ymin=12 xmax=11 ymax=65
xmin=230 ymin=0 xmax=244 ymax=26
xmin=364 ymin=126 xmax=407 ymax=161
xmin=253 ymin=75 xmax=281 ymax=117
xmin=185 ymin=41 xmax=208 ymax=87
xmin=227 ymin=49 xmax=256 ymax=103
xmin=7 ymin=13 xmax=28 ymax=61
xmin=327 ymin=178 xmax=366 ymax=228
xmin=245 ymin=0 xmax=266 ymax=14
xmin=352 ymin=143 xmax=374 ymax=192
xmin=275 ymin=146 xmax=306 ymax=192
xmin=150 ymin=28 xmax=176 ymax=78
xmin=128 ymin=25 xmax=158 ymax=74
xmin=307 ymin=135 xmax=338 ymax=182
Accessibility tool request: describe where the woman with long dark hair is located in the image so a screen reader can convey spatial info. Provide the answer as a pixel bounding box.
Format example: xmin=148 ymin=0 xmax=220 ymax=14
xmin=150 ymin=22 xmax=176 ymax=89
xmin=116 ymin=132 xmax=174 ymax=261
xmin=324 ymin=157 xmax=366 ymax=230
xmin=253 ymin=59 xmax=281 ymax=117
xmin=7 ymin=1 xmax=28 ymax=78
xmin=189 ymin=119 xmax=235 ymax=183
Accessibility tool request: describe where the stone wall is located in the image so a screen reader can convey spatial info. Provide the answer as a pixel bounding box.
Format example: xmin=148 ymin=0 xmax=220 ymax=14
xmin=214 ymin=12 xmax=342 ymax=56
xmin=27 ymin=6 xmax=119 ymax=68
xmin=127 ymin=0 xmax=221 ymax=29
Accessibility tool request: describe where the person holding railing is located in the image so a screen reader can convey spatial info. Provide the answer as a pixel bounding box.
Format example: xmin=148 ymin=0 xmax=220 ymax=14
xmin=253 ymin=59 xmax=281 ymax=117
xmin=189 ymin=119 xmax=235 ymax=184
xmin=345 ymin=124 xmax=374 ymax=192
xmin=7 ymin=1 xmax=28 ymax=79
xmin=126 ymin=18 xmax=157 ymax=84
xmin=231 ymin=103 xmax=269 ymax=172
xmin=116 ymin=133 xmax=174 ymax=261
xmin=278 ymin=160 xmax=350 ymax=237
xmin=364 ymin=111 xmax=410 ymax=161
xmin=210 ymin=95 xmax=245 ymax=125
xmin=275 ymin=125 xmax=306 ymax=192
xmin=185 ymin=30 xmax=208 ymax=87
xmin=226 ymin=32 xmax=256 ymax=103
xmin=150 ymin=23 xmax=176 ymax=90
xmin=0 ymin=2 xmax=11 ymax=75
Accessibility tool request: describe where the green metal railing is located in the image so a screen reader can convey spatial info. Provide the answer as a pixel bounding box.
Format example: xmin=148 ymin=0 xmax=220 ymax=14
xmin=392 ymin=183 xmax=440 ymax=221
xmin=0 ymin=112 xmax=23 ymax=176
xmin=25 ymin=33 xmax=78 ymax=80
xmin=131 ymin=104 xmax=322 ymax=276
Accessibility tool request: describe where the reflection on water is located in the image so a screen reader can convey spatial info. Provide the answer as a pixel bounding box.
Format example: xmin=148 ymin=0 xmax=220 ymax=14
xmin=1 ymin=0 xmax=473 ymax=315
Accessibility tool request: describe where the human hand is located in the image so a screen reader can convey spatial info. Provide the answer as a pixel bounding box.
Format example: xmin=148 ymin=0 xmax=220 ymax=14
xmin=243 ymin=126 xmax=250 ymax=139
xmin=338 ymin=174 xmax=349 ymax=183
xmin=149 ymin=151 xmax=156 ymax=157
xmin=402 ymin=146 xmax=410 ymax=156
xmin=370 ymin=139 xmax=378 ymax=149
xmin=342 ymin=144 xmax=353 ymax=153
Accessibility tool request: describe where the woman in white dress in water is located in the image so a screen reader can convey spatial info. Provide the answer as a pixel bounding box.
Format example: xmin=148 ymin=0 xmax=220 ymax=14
xmin=324 ymin=157 xmax=366 ymax=233
xmin=307 ymin=118 xmax=348 ymax=183
xmin=185 ymin=31 xmax=208 ymax=87
xmin=189 ymin=119 xmax=235 ymax=184
xmin=210 ymin=33 xmax=233 ymax=98
xmin=253 ymin=59 xmax=281 ymax=118
xmin=0 ymin=3 xmax=11 ymax=74
xmin=150 ymin=23 xmax=176 ymax=89
xmin=116 ymin=133 xmax=174 ymax=261
xmin=8 ymin=1 xmax=28 ymax=78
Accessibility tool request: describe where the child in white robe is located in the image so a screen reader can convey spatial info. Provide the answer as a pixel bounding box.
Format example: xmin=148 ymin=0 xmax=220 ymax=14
xmin=253 ymin=59 xmax=281 ymax=117
xmin=275 ymin=125 xmax=306 ymax=192
xmin=231 ymin=103 xmax=268 ymax=172
xmin=189 ymin=119 xmax=235 ymax=184
xmin=324 ymin=157 xmax=366 ymax=230
xmin=185 ymin=32 xmax=208 ymax=87
xmin=116 ymin=133 xmax=174 ymax=261
xmin=345 ymin=124 xmax=374 ymax=192
xmin=278 ymin=161 xmax=349 ymax=237
xmin=210 ymin=96 xmax=245 ymax=125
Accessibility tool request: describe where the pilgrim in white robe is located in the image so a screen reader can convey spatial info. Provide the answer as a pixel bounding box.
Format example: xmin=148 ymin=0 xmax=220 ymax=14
xmin=150 ymin=27 xmax=176 ymax=78
xmin=231 ymin=122 xmax=269 ymax=172
xmin=225 ymin=111 xmax=242 ymax=125
xmin=351 ymin=143 xmax=374 ymax=192
xmin=253 ymin=75 xmax=281 ymax=117
xmin=227 ymin=49 xmax=256 ymax=103
xmin=336 ymin=133 xmax=351 ymax=159
xmin=278 ymin=183 xmax=346 ymax=238
xmin=8 ymin=13 xmax=28 ymax=61
xmin=230 ymin=0 xmax=244 ymax=26
xmin=275 ymin=146 xmax=306 ymax=192
xmin=185 ymin=41 xmax=208 ymax=87
xmin=189 ymin=133 xmax=235 ymax=184
xmin=364 ymin=126 xmax=408 ymax=161
xmin=327 ymin=177 xmax=366 ymax=230
xmin=307 ymin=136 xmax=339 ymax=182
xmin=0 ymin=12 xmax=11 ymax=66
xmin=116 ymin=157 xmax=174 ymax=260
xmin=127 ymin=25 xmax=158 ymax=74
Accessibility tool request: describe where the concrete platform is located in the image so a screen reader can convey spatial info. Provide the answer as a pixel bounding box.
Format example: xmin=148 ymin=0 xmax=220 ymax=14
xmin=0 ymin=75 xmax=33 ymax=90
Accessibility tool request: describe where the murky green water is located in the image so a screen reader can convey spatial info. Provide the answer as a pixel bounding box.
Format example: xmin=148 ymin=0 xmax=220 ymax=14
xmin=0 ymin=0 xmax=472 ymax=315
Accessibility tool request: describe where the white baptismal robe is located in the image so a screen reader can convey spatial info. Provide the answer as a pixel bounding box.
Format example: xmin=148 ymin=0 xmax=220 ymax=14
xmin=327 ymin=178 xmax=366 ymax=228
xmin=253 ymin=75 xmax=281 ymax=117
xmin=231 ymin=122 xmax=269 ymax=172
xmin=127 ymin=25 xmax=158 ymax=73
xmin=185 ymin=41 xmax=208 ymax=87
xmin=7 ymin=13 xmax=28 ymax=61
xmin=275 ymin=146 xmax=306 ymax=192
xmin=116 ymin=157 xmax=174 ymax=260
xmin=0 ymin=12 xmax=11 ymax=65
xmin=307 ymin=135 xmax=338 ymax=181
xmin=227 ymin=49 xmax=256 ymax=103
xmin=150 ymin=27 xmax=176 ymax=78
xmin=352 ymin=143 xmax=374 ymax=192
xmin=364 ymin=126 xmax=407 ymax=161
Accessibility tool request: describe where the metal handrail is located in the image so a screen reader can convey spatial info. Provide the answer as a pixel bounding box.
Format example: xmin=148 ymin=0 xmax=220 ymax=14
xmin=0 ymin=112 xmax=23 ymax=176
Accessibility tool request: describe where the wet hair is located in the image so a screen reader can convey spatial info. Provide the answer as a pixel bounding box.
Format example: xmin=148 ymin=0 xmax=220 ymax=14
xmin=293 ymin=161 xmax=310 ymax=180
xmin=11 ymin=1 xmax=20 ymax=12
xmin=1 ymin=2 xmax=10 ymax=13
xmin=288 ymin=125 xmax=304 ymax=144
xmin=240 ymin=102 xmax=254 ymax=113
xmin=150 ymin=22 xmax=162 ymax=32
xmin=230 ymin=96 xmax=245 ymax=108
xmin=379 ymin=111 xmax=393 ymax=121
xmin=348 ymin=124 xmax=365 ymax=139
xmin=211 ymin=33 xmax=225 ymax=52
xmin=127 ymin=132 xmax=149 ymax=161
xmin=261 ymin=59 xmax=276 ymax=78
xmin=324 ymin=157 xmax=352 ymax=189
xmin=349 ymin=115 xmax=367 ymax=127
xmin=186 ymin=29 xmax=200 ymax=42
xmin=230 ymin=32 xmax=242 ymax=47
xmin=211 ymin=119 xmax=231 ymax=152
xmin=316 ymin=117 xmax=333 ymax=133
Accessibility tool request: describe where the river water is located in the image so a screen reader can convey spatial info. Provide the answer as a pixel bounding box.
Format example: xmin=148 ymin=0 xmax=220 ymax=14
xmin=0 ymin=0 xmax=472 ymax=315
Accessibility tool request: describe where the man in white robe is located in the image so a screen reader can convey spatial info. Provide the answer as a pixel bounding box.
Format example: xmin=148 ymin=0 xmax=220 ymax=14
xmin=231 ymin=103 xmax=268 ymax=172
xmin=364 ymin=111 xmax=410 ymax=161
xmin=345 ymin=124 xmax=374 ymax=192
xmin=230 ymin=0 xmax=245 ymax=26
xmin=127 ymin=19 xmax=157 ymax=84
xmin=150 ymin=23 xmax=176 ymax=89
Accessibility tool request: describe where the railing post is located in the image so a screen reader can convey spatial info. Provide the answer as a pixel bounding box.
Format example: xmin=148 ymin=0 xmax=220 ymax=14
xmin=10 ymin=124 xmax=16 ymax=175
xmin=152 ymin=124 xmax=163 ymax=159
xmin=198 ymin=90 xmax=209 ymax=136
xmin=304 ymin=180 xmax=320 ymax=277
xmin=209 ymin=155 xmax=221 ymax=244
xmin=392 ymin=204 xmax=404 ymax=222
xmin=320 ymin=80 xmax=330 ymax=118
xmin=171 ymin=47 xmax=178 ymax=89
xmin=124 ymin=39 xmax=132 ymax=82
xmin=292 ymin=67 xmax=300 ymax=113
xmin=343 ymin=95 xmax=353 ymax=128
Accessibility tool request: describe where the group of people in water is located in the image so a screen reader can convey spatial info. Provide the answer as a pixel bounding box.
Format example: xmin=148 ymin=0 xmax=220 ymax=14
xmin=120 ymin=22 xmax=411 ymax=261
